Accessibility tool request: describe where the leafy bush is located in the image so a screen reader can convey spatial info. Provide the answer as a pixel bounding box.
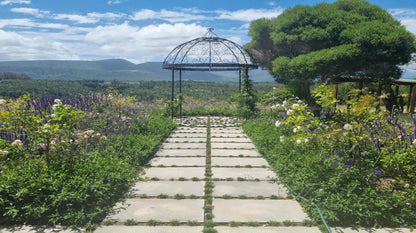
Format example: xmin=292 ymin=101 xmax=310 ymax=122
xmin=0 ymin=94 xmax=175 ymax=229
xmin=243 ymin=84 xmax=416 ymax=228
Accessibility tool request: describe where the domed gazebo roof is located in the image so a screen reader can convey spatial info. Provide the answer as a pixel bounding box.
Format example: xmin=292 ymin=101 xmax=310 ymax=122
xmin=162 ymin=28 xmax=258 ymax=71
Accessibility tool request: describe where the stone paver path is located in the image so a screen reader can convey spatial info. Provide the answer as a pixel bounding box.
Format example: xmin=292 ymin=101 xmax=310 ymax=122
xmin=95 ymin=116 xmax=321 ymax=233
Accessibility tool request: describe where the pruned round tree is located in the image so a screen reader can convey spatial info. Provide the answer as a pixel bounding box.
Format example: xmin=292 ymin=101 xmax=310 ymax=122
xmin=246 ymin=0 xmax=416 ymax=101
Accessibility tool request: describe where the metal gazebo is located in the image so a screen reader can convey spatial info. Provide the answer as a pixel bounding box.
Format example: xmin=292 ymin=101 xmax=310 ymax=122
xmin=162 ymin=28 xmax=258 ymax=117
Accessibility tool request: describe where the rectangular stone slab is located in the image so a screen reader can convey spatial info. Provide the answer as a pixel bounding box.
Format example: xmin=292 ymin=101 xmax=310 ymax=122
xmin=96 ymin=226 xmax=204 ymax=233
xmin=215 ymin=227 xmax=322 ymax=233
xmin=212 ymin=167 xmax=276 ymax=180
xmin=108 ymin=199 xmax=204 ymax=222
xmin=211 ymin=143 xmax=255 ymax=149
xmin=156 ymin=149 xmax=206 ymax=157
xmin=151 ymin=157 xmax=206 ymax=166
xmin=174 ymin=129 xmax=206 ymax=134
xmin=211 ymin=134 xmax=248 ymax=138
xmin=166 ymin=138 xmax=206 ymax=143
xmin=169 ymin=133 xmax=206 ymax=138
xmin=212 ymin=128 xmax=243 ymax=131
xmin=163 ymin=143 xmax=206 ymax=149
xmin=211 ymin=157 xmax=269 ymax=167
xmin=131 ymin=181 xmax=204 ymax=196
xmin=213 ymin=181 xmax=288 ymax=198
xmin=211 ymin=137 xmax=251 ymax=143
xmin=330 ymin=228 xmax=414 ymax=233
xmin=144 ymin=167 xmax=205 ymax=179
xmin=211 ymin=149 xmax=261 ymax=157
xmin=213 ymin=199 xmax=309 ymax=222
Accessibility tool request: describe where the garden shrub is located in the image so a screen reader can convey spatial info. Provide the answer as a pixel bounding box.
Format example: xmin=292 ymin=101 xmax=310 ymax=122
xmin=243 ymin=84 xmax=416 ymax=228
xmin=0 ymin=94 xmax=175 ymax=229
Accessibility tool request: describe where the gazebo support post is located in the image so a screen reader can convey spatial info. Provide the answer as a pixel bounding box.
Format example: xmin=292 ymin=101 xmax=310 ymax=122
xmin=411 ymin=85 xmax=416 ymax=113
xmin=171 ymin=68 xmax=175 ymax=119
xmin=179 ymin=69 xmax=182 ymax=118
xmin=407 ymin=84 xmax=413 ymax=113
xmin=239 ymin=69 xmax=242 ymax=91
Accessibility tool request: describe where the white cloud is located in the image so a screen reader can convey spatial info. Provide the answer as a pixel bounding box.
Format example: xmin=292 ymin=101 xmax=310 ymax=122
xmin=52 ymin=13 xmax=100 ymax=24
xmin=131 ymin=9 xmax=209 ymax=23
xmin=268 ymin=1 xmax=276 ymax=7
xmin=11 ymin=7 xmax=50 ymax=18
xmin=10 ymin=7 xmax=125 ymax=24
xmin=0 ymin=0 xmax=30 ymax=5
xmin=389 ymin=8 xmax=416 ymax=17
xmin=389 ymin=8 xmax=416 ymax=35
xmin=0 ymin=29 xmax=78 ymax=60
xmin=53 ymin=12 xmax=125 ymax=24
xmin=0 ymin=18 xmax=69 ymax=30
xmin=85 ymin=22 xmax=207 ymax=62
xmin=217 ymin=8 xmax=283 ymax=22
xmin=400 ymin=18 xmax=416 ymax=36
xmin=1 ymin=6 xmax=282 ymax=62
xmin=107 ymin=0 xmax=126 ymax=5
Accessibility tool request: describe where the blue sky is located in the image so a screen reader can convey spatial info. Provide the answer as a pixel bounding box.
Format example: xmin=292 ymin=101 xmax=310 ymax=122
xmin=0 ymin=0 xmax=415 ymax=72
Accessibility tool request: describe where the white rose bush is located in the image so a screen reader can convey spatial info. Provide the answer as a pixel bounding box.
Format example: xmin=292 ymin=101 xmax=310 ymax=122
xmin=244 ymin=84 xmax=416 ymax=228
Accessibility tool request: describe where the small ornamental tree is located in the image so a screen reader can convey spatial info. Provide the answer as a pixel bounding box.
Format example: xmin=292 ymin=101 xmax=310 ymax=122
xmin=246 ymin=0 xmax=416 ymax=102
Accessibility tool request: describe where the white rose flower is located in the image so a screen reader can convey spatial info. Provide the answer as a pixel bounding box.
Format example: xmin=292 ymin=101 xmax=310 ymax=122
xmin=0 ymin=150 xmax=8 ymax=155
xmin=296 ymin=139 xmax=302 ymax=144
xmin=343 ymin=123 xmax=353 ymax=131
xmin=275 ymin=121 xmax=281 ymax=127
xmin=11 ymin=139 xmax=23 ymax=147
xmin=280 ymin=136 xmax=285 ymax=142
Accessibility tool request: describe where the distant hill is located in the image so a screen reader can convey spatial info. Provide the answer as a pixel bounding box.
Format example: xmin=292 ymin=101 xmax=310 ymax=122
xmin=0 ymin=59 xmax=275 ymax=82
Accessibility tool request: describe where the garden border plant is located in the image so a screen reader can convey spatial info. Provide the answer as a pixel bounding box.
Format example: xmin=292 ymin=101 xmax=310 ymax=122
xmin=0 ymin=94 xmax=176 ymax=230
xmin=243 ymin=84 xmax=416 ymax=229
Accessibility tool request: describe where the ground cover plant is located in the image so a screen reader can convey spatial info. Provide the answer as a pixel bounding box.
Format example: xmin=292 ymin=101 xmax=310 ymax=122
xmin=243 ymin=84 xmax=416 ymax=228
xmin=0 ymin=93 xmax=175 ymax=229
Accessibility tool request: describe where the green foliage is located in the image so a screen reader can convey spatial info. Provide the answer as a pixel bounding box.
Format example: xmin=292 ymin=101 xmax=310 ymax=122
xmin=247 ymin=0 xmax=416 ymax=99
xmin=146 ymin=219 xmax=161 ymax=226
xmin=237 ymin=69 xmax=257 ymax=119
xmin=243 ymin=88 xmax=416 ymax=228
xmin=230 ymin=221 xmax=241 ymax=227
xmin=247 ymin=221 xmax=260 ymax=227
xmin=258 ymin=86 xmax=295 ymax=106
xmin=0 ymin=94 xmax=175 ymax=228
xmin=169 ymin=220 xmax=181 ymax=226
xmin=124 ymin=219 xmax=139 ymax=226
xmin=0 ymin=72 xmax=31 ymax=80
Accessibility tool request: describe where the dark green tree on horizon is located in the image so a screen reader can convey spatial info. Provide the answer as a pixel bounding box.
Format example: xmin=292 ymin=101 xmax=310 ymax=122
xmin=246 ymin=0 xmax=416 ymax=101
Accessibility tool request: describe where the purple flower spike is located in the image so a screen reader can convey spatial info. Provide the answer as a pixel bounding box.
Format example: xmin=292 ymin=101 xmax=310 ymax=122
xmin=375 ymin=170 xmax=382 ymax=176
xmin=343 ymin=164 xmax=351 ymax=169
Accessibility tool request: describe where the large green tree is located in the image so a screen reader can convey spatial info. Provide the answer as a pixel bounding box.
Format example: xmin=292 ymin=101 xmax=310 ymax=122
xmin=246 ymin=0 xmax=416 ymax=100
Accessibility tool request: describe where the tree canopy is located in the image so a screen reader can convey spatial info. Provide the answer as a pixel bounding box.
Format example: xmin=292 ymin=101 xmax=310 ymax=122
xmin=246 ymin=0 xmax=416 ymax=98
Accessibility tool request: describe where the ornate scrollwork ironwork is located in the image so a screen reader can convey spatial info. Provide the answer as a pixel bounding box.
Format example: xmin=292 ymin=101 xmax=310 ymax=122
xmin=162 ymin=28 xmax=257 ymax=71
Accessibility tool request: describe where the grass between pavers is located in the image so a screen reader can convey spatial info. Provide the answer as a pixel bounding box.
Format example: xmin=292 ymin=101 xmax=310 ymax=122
xmin=203 ymin=117 xmax=217 ymax=233
xmin=213 ymin=195 xmax=291 ymax=200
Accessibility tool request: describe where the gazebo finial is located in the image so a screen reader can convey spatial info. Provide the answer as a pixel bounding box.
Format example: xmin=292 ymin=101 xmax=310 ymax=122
xmin=205 ymin=27 xmax=217 ymax=38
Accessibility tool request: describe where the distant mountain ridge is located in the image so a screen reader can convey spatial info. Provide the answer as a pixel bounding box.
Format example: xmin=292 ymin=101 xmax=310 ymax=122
xmin=0 ymin=59 xmax=275 ymax=82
